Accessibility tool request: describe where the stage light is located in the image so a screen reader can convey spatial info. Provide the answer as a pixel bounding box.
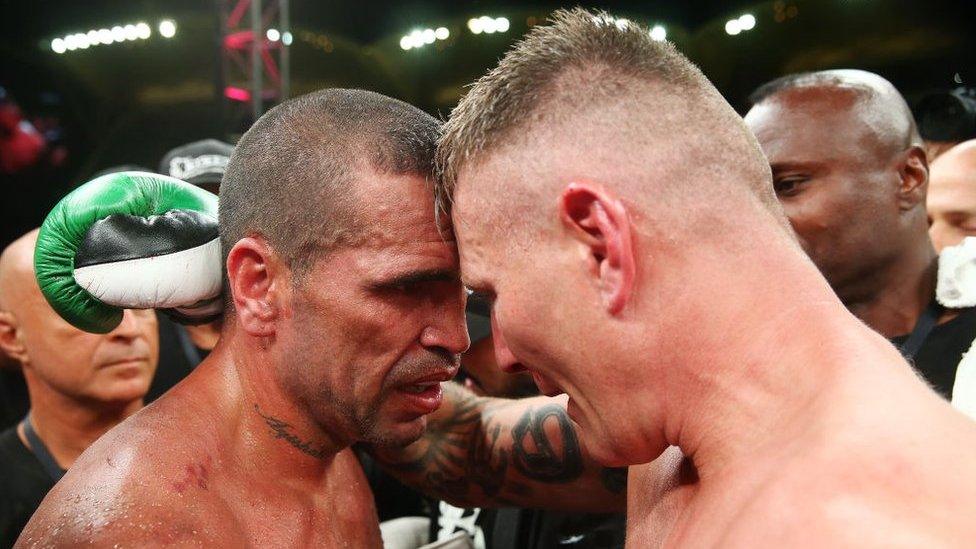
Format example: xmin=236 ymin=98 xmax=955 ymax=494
xmin=86 ymin=30 xmax=100 ymax=45
xmin=738 ymin=14 xmax=756 ymax=31
xmin=51 ymin=38 xmax=66 ymax=53
xmin=111 ymin=26 xmax=126 ymax=42
xmin=422 ymin=28 xmax=435 ymax=44
xmin=97 ymin=28 xmax=112 ymax=44
xmin=649 ymin=24 xmax=667 ymax=41
xmin=75 ymin=33 xmax=91 ymax=49
xmin=123 ymin=24 xmax=138 ymax=41
xmin=496 ymin=17 xmax=510 ymax=32
xmin=282 ymin=31 xmax=293 ymax=45
xmin=400 ymin=36 xmax=413 ymax=50
xmin=435 ymin=27 xmax=449 ymax=40
xmin=136 ymin=22 xmax=151 ymax=39
xmin=725 ymin=19 xmax=742 ymax=35
xmin=159 ymin=20 xmax=176 ymax=38
xmin=468 ymin=18 xmax=483 ymax=34
xmin=267 ymin=28 xmax=281 ymax=41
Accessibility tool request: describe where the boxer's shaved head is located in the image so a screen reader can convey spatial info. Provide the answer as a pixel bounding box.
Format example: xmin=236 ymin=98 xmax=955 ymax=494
xmin=436 ymin=7 xmax=774 ymax=223
xmin=221 ymin=88 xmax=440 ymax=279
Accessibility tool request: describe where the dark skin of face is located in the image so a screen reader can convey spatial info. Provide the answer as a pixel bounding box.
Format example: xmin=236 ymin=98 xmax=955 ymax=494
xmin=745 ymin=88 xmax=925 ymax=303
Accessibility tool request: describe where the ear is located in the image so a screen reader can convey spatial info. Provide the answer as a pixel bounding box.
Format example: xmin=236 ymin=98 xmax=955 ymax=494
xmin=557 ymin=182 xmax=636 ymax=315
xmin=225 ymin=236 xmax=285 ymax=337
xmin=896 ymin=145 xmax=929 ymax=211
xmin=0 ymin=310 xmax=28 ymax=364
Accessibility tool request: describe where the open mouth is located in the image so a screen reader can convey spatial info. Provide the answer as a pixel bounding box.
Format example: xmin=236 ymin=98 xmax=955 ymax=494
xmin=401 ymin=382 xmax=439 ymax=395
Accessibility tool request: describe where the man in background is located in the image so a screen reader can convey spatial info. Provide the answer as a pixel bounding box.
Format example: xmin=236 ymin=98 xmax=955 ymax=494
xmin=745 ymin=70 xmax=976 ymax=411
xmin=147 ymin=139 xmax=235 ymax=401
xmin=928 ymin=139 xmax=976 ymax=252
xmin=0 ymin=229 xmax=158 ymax=545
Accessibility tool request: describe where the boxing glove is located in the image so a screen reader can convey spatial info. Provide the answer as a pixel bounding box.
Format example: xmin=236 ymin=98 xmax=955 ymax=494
xmin=34 ymin=171 xmax=221 ymax=333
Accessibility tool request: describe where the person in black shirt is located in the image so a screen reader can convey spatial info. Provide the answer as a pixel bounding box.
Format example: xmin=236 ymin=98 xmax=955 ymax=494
xmin=0 ymin=230 xmax=159 ymax=545
xmin=745 ymin=70 xmax=976 ymax=414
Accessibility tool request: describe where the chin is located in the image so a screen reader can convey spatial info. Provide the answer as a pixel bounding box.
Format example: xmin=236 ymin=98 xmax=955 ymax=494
xmin=365 ymin=415 xmax=428 ymax=448
xmin=91 ymin=379 xmax=151 ymax=405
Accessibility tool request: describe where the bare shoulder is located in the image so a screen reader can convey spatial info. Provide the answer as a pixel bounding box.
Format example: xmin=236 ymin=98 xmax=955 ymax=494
xmin=17 ymin=399 xmax=235 ymax=547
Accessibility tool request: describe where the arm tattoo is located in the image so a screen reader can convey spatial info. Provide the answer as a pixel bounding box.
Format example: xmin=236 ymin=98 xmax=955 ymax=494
xmin=253 ymin=404 xmax=327 ymax=460
xmin=376 ymin=384 xmax=604 ymax=505
xmin=511 ymin=403 xmax=583 ymax=482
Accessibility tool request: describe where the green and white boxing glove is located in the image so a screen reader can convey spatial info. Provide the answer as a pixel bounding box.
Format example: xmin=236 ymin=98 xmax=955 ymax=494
xmin=34 ymin=171 xmax=222 ymax=333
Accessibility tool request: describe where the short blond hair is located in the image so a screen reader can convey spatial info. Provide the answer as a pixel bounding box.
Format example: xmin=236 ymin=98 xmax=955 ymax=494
xmin=435 ymin=7 xmax=770 ymax=217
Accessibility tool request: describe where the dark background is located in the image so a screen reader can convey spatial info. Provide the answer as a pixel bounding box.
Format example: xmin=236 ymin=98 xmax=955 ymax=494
xmin=1 ymin=0 xmax=974 ymax=245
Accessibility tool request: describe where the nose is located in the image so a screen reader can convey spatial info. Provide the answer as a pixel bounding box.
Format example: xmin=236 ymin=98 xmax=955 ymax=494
xmin=420 ymin=287 xmax=470 ymax=355
xmin=491 ymin=313 xmax=525 ymax=373
xmin=109 ymin=309 xmax=151 ymax=340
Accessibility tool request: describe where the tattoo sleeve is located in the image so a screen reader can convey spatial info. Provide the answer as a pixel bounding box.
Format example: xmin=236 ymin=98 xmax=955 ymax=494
xmin=370 ymin=383 xmax=626 ymax=512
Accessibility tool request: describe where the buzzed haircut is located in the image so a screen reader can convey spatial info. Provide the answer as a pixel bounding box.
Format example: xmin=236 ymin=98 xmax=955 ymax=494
xmin=219 ymin=88 xmax=441 ymax=281
xmin=435 ymin=8 xmax=773 ymax=217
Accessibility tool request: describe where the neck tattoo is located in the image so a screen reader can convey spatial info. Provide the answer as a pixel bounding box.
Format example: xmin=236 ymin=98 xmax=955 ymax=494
xmin=253 ymin=404 xmax=328 ymax=460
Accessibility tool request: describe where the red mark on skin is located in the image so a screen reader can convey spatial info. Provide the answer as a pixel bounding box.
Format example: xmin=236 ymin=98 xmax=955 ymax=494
xmin=171 ymin=456 xmax=213 ymax=493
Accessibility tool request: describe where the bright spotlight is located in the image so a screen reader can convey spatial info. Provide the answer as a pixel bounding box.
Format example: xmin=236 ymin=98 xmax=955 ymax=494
xmin=496 ymin=17 xmax=510 ymax=32
xmin=158 ymin=20 xmax=176 ymax=38
xmin=63 ymin=35 xmax=77 ymax=50
xmin=76 ymin=33 xmax=91 ymax=49
xmin=136 ymin=22 xmax=151 ymax=39
xmin=400 ymin=36 xmax=413 ymax=50
xmin=480 ymin=16 xmax=497 ymax=34
xmin=725 ymin=19 xmax=742 ymax=35
xmin=435 ymin=27 xmax=449 ymax=40
xmin=51 ymin=38 xmax=66 ymax=53
xmin=266 ymin=28 xmax=281 ymax=41
xmin=422 ymin=28 xmax=435 ymax=44
xmin=97 ymin=28 xmax=112 ymax=44
xmin=123 ymin=24 xmax=138 ymax=41
xmin=649 ymin=24 xmax=667 ymax=41
xmin=86 ymin=30 xmax=100 ymax=45
xmin=467 ymin=18 xmax=483 ymax=34
xmin=111 ymin=26 xmax=126 ymax=42
xmin=282 ymin=31 xmax=293 ymax=45
xmin=738 ymin=14 xmax=756 ymax=31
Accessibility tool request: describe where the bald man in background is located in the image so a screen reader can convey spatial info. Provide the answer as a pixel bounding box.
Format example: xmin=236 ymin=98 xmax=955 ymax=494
xmin=0 ymin=230 xmax=159 ymax=546
xmin=929 ymin=139 xmax=976 ymax=252
xmin=745 ymin=70 xmax=976 ymax=412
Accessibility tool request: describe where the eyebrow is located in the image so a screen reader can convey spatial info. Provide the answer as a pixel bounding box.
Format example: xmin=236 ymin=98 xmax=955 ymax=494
xmin=378 ymin=268 xmax=460 ymax=288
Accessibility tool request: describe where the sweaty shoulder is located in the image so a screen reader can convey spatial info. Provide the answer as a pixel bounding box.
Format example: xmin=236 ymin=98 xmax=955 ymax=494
xmin=17 ymin=395 xmax=236 ymax=547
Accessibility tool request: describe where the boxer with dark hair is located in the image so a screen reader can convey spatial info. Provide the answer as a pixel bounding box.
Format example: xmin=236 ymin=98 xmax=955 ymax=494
xmin=745 ymin=70 xmax=976 ymax=413
xmin=437 ymin=9 xmax=976 ymax=545
xmin=19 ymin=89 xmax=621 ymax=547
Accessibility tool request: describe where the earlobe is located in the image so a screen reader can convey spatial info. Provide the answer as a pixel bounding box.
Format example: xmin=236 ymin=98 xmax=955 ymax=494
xmin=225 ymin=237 xmax=280 ymax=337
xmin=558 ymin=182 xmax=636 ymax=315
